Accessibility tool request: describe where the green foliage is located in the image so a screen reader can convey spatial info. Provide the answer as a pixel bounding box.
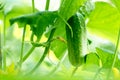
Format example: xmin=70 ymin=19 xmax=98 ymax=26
xmin=1 ymin=0 xmax=120 ymax=80
xmin=87 ymin=2 xmax=120 ymax=43
xmin=96 ymin=47 xmax=120 ymax=70
xmin=59 ymin=0 xmax=86 ymax=20
xmin=96 ymin=48 xmax=114 ymax=68
xmin=10 ymin=11 xmax=57 ymax=39
xmin=85 ymin=53 xmax=100 ymax=66
xmin=46 ymin=0 xmax=87 ymax=58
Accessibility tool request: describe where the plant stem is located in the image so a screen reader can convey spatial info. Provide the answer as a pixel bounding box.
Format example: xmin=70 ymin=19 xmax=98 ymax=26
xmin=106 ymin=28 xmax=120 ymax=80
xmin=26 ymin=0 xmax=51 ymax=74
xmin=19 ymin=0 xmax=36 ymax=63
xmin=32 ymin=0 xmax=35 ymax=12
xmin=111 ymin=28 xmax=120 ymax=69
xmin=71 ymin=67 xmax=78 ymax=77
xmin=45 ymin=0 xmax=50 ymax=10
xmin=28 ymin=28 xmax=56 ymax=74
xmin=22 ymin=46 xmax=35 ymax=62
xmin=19 ymin=26 xmax=26 ymax=70
xmin=0 ymin=5 xmax=2 ymax=68
xmin=22 ymin=36 xmax=41 ymax=62
xmin=18 ymin=0 xmax=36 ymax=65
xmin=0 ymin=32 xmax=1 ymax=69
xmin=3 ymin=14 xmax=6 ymax=70
xmin=48 ymin=52 xmax=68 ymax=75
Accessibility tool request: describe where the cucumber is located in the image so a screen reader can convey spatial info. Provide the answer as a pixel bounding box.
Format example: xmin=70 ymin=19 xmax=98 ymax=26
xmin=66 ymin=12 xmax=87 ymax=67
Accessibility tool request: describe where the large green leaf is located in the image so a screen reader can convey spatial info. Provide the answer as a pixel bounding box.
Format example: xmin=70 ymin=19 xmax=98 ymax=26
xmin=59 ymin=0 xmax=86 ymax=20
xmin=10 ymin=11 xmax=58 ymax=39
xmin=87 ymin=2 xmax=120 ymax=43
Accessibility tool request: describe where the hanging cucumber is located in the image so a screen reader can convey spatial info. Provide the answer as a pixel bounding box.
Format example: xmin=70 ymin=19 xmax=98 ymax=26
xmin=66 ymin=12 xmax=87 ymax=67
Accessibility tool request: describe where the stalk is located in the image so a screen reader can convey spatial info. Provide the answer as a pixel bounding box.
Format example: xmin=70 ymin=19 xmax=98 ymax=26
xmin=19 ymin=26 xmax=26 ymax=70
xmin=0 ymin=3 xmax=3 ymax=69
xmin=19 ymin=0 xmax=35 ymax=68
xmin=22 ymin=46 xmax=35 ymax=62
xmin=48 ymin=52 xmax=68 ymax=75
xmin=28 ymin=28 xmax=56 ymax=74
xmin=45 ymin=0 xmax=50 ymax=10
xmin=18 ymin=0 xmax=36 ymax=64
xmin=106 ymin=28 xmax=120 ymax=80
xmin=71 ymin=67 xmax=78 ymax=77
xmin=0 ymin=31 xmax=1 ymax=69
xmin=32 ymin=0 xmax=35 ymax=12
xmin=2 ymin=14 xmax=6 ymax=70
xmin=27 ymin=0 xmax=51 ymax=74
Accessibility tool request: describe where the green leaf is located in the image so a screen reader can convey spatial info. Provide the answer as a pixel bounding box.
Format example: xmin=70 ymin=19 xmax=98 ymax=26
xmin=96 ymin=47 xmax=120 ymax=70
xmin=50 ymin=25 xmax=67 ymax=59
xmin=96 ymin=48 xmax=114 ymax=68
xmin=59 ymin=0 xmax=86 ymax=20
xmin=53 ymin=0 xmax=86 ymax=30
xmin=10 ymin=11 xmax=58 ymax=38
xmin=85 ymin=53 xmax=100 ymax=65
xmin=87 ymin=2 xmax=120 ymax=43
xmin=83 ymin=53 xmax=100 ymax=72
xmin=115 ymin=58 xmax=120 ymax=70
xmin=45 ymin=21 xmax=67 ymax=59
xmin=111 ymin=0 xmax=120 ymax=12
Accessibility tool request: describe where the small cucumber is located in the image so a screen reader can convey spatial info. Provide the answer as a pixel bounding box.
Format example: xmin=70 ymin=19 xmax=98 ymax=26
xmin=66 ymin=12 xmax=87 ymax=67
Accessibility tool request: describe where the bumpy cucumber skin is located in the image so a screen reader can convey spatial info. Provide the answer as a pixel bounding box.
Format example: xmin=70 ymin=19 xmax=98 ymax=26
xmin=66 ymin=12 xmax=87 ymax=67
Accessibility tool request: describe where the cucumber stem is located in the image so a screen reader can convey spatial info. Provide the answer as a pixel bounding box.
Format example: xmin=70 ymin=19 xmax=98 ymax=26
xmin=71 ymin=67 xmax=78 ymax=77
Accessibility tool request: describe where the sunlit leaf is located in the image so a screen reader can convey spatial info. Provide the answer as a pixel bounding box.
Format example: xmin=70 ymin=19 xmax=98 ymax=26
xmin=85 ymin=53 xmax=100 ymax=65
xmin=87 ymin=2 xmax=120 ymax=43
xmin=83 ymin=53 xmax=100 ymax=72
